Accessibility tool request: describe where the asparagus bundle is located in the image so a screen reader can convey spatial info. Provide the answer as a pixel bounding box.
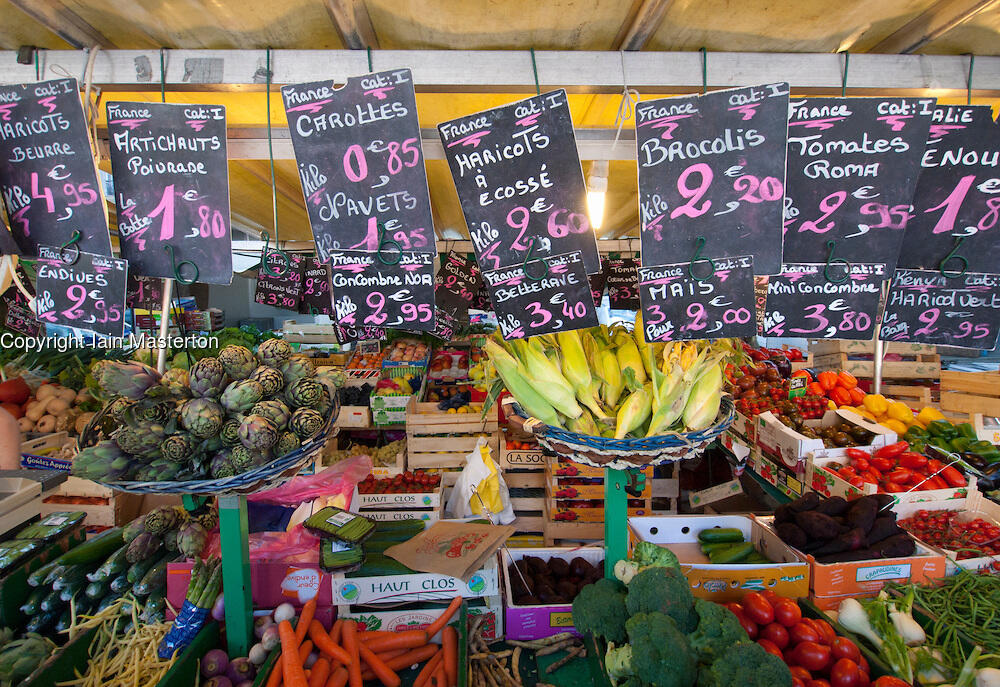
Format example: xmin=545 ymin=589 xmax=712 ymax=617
xmin=158 ymin=557 xmax=222 ymax=659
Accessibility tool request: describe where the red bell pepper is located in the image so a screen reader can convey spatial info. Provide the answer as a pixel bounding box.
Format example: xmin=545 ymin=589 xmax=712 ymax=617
xmin=817 ymin=371 xmax=839 ymax=392
xmin=791 ymin=370 xmax=813 ymax=382
xmin=829 ymin=386 xmax=852 ymax=406
xmin=837 ymin=371 xmax=858 ymax=390
xmin=848 ymin=387 xmax=866 ymax=405
xmin=807 ymin=382 xmax=825 ymax=397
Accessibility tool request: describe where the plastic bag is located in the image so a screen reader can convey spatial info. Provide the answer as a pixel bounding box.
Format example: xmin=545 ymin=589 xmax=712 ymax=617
xmin=445 ymin=437 xmax=515 ymax=524
xmin=158 ymin=600 xmax=210 ymax=658
xmin=248 ymin=454 xmax=371 ymax=508
xmin=201 ymin=524 xmax=321 ymax=564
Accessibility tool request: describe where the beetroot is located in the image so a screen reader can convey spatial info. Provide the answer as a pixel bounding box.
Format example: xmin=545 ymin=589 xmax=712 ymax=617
xmin=204 ymin=678 xmax=232 ymax=687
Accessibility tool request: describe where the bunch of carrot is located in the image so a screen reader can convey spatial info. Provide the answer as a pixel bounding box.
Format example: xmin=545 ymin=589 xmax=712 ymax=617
xmin=268 ymin=596 xmax=463 ymax=687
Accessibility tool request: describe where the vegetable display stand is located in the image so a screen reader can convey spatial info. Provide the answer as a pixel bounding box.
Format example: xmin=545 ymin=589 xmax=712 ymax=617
xmin=406 ymin=397 xmax=499 ymax=469
xmin=810 ymin=341 xmax=941 ymax=382
xmin=939 ymin=370 xmax=1000 ymax=423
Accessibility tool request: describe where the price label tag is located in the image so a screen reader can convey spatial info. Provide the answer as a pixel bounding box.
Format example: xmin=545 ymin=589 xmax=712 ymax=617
xmin=281 ymin=70 xmax=434 ymax=259
xmin=429 ymin=307 xmax=458 ymax=341
xmin=754 ymin=276 xmax=769 ymax=335
xmin=125 ymin=274 xmax=162 ymax=309
xmin=328 ymin=250 xmax=436 ymax=333
xmin=607 ymin=257 xmax=640 ymax=309
xmin=435 ymin=251 xmax=482 ymax=315
xmin=763 ymin=262 xmax=885 ymax=340
xmin=337 ymin=325 xmax=387 ymax=344
xmin=881 ymin=269 xmax=1000 ymax=350
xmin=896 ymin=105 xmax=1000 ymax=274
xmin=588 ymin=267 xmax=608 ymax=307
xmin=107 ymin=101 xmax=233 ymax=284
xmin=473 ymin=284 xmax=494 ymax=312
xmin=438 ymin=90 xmax=600 ymax=274
xmin=636 ymin=84 xmax=789 ymax=275
xmin=34 ymin=246 xmax=127 ymax=337
xmin=0 ymin=78 xmax=111 ymax=257
xmin=638 ymin=256 xmax=757 ymax=341
xmin=255 ymin=253 xmax=304 ymax=311
xmin=782 ymin=97 xmax=935 ymax=271
xmin=482 ymin=251 xmax=598 ymax=340
xmin=298 ymin=257 xmax=333 ymax=316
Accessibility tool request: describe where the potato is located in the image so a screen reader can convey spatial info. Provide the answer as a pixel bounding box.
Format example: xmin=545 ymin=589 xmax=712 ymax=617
xmin=75 ymin=389 xmax=93 ymax=404
xmin=45 ymin=398 xmax=70 ymax=415
xmin=36 ymin=415 xmax=56 ymax=433
xmin=17 ymin=417 xmax=34 ymax=433
xmin=26 ymin=399 xmax=51 ymax=422
xmin=35 ymin=385 xmax=56 ymax=401
xmin=56 ymin=387 xmax=76 ymax=404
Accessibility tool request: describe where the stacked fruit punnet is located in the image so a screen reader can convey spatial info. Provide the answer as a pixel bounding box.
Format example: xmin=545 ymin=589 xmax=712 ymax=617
xmin=72 ymin=338 xmax=344 ymax=483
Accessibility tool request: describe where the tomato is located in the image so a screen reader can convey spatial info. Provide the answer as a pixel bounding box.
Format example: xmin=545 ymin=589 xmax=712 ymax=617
xmin=742 ymin=592 xmax=775 ymax=625
xmin=857 ymin=655 xmax=869 ymax=675
xmin=760 ymin=589 xmax=781 ymax=603
xmin=806 ymin=680 xmax=831 ymax=687
xmin=761 ymin=622 xmax=790 ymax=649
xmin=869 ymin=457 xmax=895 ymax=473
xmin=790 ymin=666 xmax=813 ymax=683
xmin=941 ymin=466 xmax=967 ymax=488
xmin=898 ymin=452 xmax=928 ymax=470
xmin=737 ymin=613 xmax=759 ymax=639
xmin=830 ymin=637 xmax=861 ymax=663
xmin=724 ymin=602 xmax=744 ymax=617
xmin=830 ymin=659 xmax=864 ymax=687
xmin=871 ymin=677 xmax=911 ymax=687
xmin=792 ymin=642 xmax=833 ymax=673
xmin=789 ymin=622 xmax=821 ymax=645
xmin=774 ymin=600 xmax=803 ymax=628
xmin=874 ymin=441 xmax=909 ymax=460
xmin=882 ymin=482 xmax=906 ymax=493
xmin=757 ymin=638 xmax=784 ymax=660
xmin=886 ymin=468 xmax=914 ymax=485
xmin=853 ymin=457 xmax=870 ymax=472
xmin=813 ymin=619 xmax=838 ymax=646
xmin=793 ymin=680 xmax=806 ymax=687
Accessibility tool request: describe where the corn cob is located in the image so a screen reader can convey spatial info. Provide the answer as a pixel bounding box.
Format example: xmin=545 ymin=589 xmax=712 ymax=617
xmin=615 ymin=337 xmax=647 ymax=386
xmin=614 ymin=370 xmax=652 ymax=439
xmin=483 ymin=339 xmax=562 ymax=427
xmin=520 ymin=339 xmax=584 ymax=420
xmin=682 ymin=361 xmax=724 ymax=431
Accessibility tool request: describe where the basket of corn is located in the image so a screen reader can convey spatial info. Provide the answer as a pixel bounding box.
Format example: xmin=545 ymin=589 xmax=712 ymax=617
xmin=486 ymin=319 xmax=739 ymax=469
xmin=72 ymin=340 xmax=341 ymax=495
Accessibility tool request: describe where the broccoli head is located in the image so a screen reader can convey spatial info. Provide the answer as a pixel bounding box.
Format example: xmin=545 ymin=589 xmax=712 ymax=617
xmin=625 ymin=566 xmax=698 ymax=633
xmin=571 ymin=578 xmax=629 ymax=644
xmin=686 ymin=598 xmax=749 ymax=662
xmin=697 ymin=641 xmax=791 ymax=687
xmin=614 ymin=542 xmax=681 ymax=583
xmin=605 ymin=612 xmax=697 ymax=687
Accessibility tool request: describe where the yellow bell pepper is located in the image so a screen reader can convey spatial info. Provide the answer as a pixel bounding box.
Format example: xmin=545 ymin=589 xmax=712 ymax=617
xmin=854 ymin=407 xmax=877 ymax=421
xmin=863 ymin=394 xmax=889 ymax=416
xmin=881 ymin=418 xmax=908 ymax=434
xmin=887 ymin=401 xmax=915 ymax=424
xmin=917 ymin=406 xmax=945 ymax=425
xmin=828 ymin=399 xmax=837 ymax=410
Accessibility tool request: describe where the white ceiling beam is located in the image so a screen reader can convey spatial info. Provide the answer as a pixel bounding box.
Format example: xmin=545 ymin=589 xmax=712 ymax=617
xmin=868 ymin=0 xmax=1000 ymax=54
xmin=612 ymin=0 xmax=675 ymax=51
xmin=5 ymin=50 xmax=999 ymax=96
xmin=322 ymin=0 xmax=380 ymax=50
xmin=6 ymin=0 xmax=115 ymax=49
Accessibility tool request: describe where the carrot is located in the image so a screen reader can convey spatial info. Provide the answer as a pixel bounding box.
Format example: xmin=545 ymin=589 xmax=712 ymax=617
xmin=326 ymin=667 xmax=349 ymax=687
xmin=296 ymin=599 xmax=318 ymax=645
xmin=358 ymin=644 xmax=401 ymax=687
xmin=266 ymin=658 xmax=285 ymax=687
xmin=363 ymin=630 xmax=428 ymax=653
xmin=413 ymin=650 xmax=442 ymax=687
xmin=362 ymin=645 xmax=438 ymax=680
xmin=424 ymin=597 xmax=462 ymax=638
xmin=342 ymin=619 xmax=363 ymax=687
xmin=299 ymin=640 xmax=314 ymax=664
xmin=359 ymin=630 xmax=392 ymax=640
xmin=330 ymin=619 xmax=344 ymax=644
xmin=309 ymin=658 xmax=331 ymax=687
xmin=310 ymin=620 xmax=352 ymax=665
xmin=442 ymin=626 xmax=457 ymax=687
xmin=279 ymin=620 xmax=309 ymax=687
xmin=432 ymin=662 xmax=447 ymax=687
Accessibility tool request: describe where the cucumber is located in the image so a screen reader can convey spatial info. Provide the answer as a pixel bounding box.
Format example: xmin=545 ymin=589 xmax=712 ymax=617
xmin=700 ymin=541 xmax=740 ymax=554
xmin=709 ymin=542 xmax=756 ymax=564
xmin=42 ymin=565 xmax=68 ymax=587
xmin=27 ymin=560 xmax=62 ymax=587
xmin=52 ymin=564 xmax=88 ymax=591
xmin=698 ymin=527 xmax=745 ymax=544
xmin=25 ymin=610 xmax=57 ymax=634
xmin=89 ymin=544 xmax=129 ymax=582
xmin=98 ymin=592 xmax=123 ymax=612
xmin=60 ymin=576 xmax=87 ymax=601
xmin=55 ymin=604 xmax=74 ymax=633
xmin=85 ymin=580 xmax=108 ymax=600
xmin=109 ymin=573 xmax=129 ymax=594
xmin=20 ymin=586 xmax=47 ymax=615
xmin=127 ymin=551 xmax=168 ymax=584
xmin=743 ymin=552 xmax=770 ymax=564
xmin=133 ymin=556 xmax=171 ymax=597
xmin=39 ymin=588 xmax=63 ymax=613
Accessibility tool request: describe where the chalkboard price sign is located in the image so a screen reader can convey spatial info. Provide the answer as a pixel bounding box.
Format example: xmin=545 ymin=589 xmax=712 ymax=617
xmin=896 ymin=105 xmax=1000 ymax=274
xmin=429 ymin=307 xmax=457 ymax=341
xmin=106 ymin=101 xmax=233 ymax=285
xmin=607 ymin=257 xmax=640 ymax=310
xmin=298 ymin=257 xmax=333 ymax=315
xmin=435 ymin=251 xmax=482 ymax=314
xmin=0 ymin=221 xmax=21 ymax=257
xmin=5 ymin=301 xmax=39 ymax=336
xmin=881 ymin=269 xmax=1000 ymax=350
xmin=589 ymin=267 xmax=608 ymax=307
xmin=336 ymin=324 xmax=387 ymax=344
xmin=782 ymin=97 xmax=935 ymax=272
xmin=763 ymin=262 xmax=886 ymax=340
xmin=125 ymin=273 xmax=163 ymax=309
xmin=438 ymin=90 xmax=600 ymax=275
xmin=0 ymin=78 xmax=111 ymax=257
xmin=636 ymin=84 xmax=789 ymax=275
xmin=34 ymin=245 xmax=128 ymax=337
xmin=482 ymin=251 xmax=598 ymax=340
xmin=754 ymin=276 xmax=769 ymax=334
xmin=281 ymin=70 xmax=434 ymax=260
xmin=638 ymin=256 xmax=757 ymax=341
xmin=255 ymin=252 xmax=304 ymax=311
xmin=328 ymin=250 xmax=436 ymax=333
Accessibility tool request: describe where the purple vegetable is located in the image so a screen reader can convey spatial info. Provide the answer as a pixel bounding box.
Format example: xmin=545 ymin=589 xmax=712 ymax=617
xmin=236 ymin=682 xmax=254 ymax=687
xmin=201 ymin=649 xmax=230 ymax=678
xmin=204 ymin=677 xmax=232 ymax=687
xmin=227 ymin=657 xmax=256 ymax=684
xmin=211 ymin=593 xmax=226 ymax=622
xmin=253 ymin=614 xmax=273 ymax=639
xmin=261 ymin=625 xmax=280 ymax=652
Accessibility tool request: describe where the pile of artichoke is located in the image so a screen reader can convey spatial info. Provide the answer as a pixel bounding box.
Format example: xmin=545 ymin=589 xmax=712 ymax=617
xmin=73 ymin=340 xmax=345 ymax=483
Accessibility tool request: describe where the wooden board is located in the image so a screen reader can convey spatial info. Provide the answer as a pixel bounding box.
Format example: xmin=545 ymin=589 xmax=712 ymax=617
xmin=812 ymin=353 xmax=941 ymax=380
xmin=809 ymin=341 xmax=937 ymax=356
xmin=503 ymin=471 xmax=546 ymax=489
xmin=882 ymin=384 xmax=932 ymax=409
xmin=407 ymin=432 xmax=499 ymax=469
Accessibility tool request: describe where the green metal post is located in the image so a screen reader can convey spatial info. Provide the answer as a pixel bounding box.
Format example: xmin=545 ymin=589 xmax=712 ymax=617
xmin=219 ymin=494 xmax=253 ymax=657
xmin=604 ymin=467 xmax=629 ymax=579
xmin=181 ymin=495 xmax=207 ymax=511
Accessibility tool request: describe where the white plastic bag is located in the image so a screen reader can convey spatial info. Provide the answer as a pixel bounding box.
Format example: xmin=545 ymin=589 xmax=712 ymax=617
xmin=445 ymin=436 xmax=515 ymax=524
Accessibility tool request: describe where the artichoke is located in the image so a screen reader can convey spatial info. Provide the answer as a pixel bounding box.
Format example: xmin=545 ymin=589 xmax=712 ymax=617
xmin=210 ymin=453 xmax=236 ymax=479
xmin=279 ymin=354 xmax=316 ymax=384
xmin=107 ymin=396 xmax=135 ymax=423
xmin=249 ymin=365 xmax=284 ymax=396
xmin=191 ymin=507 xmax=218 ymax=531
xmin=177 ymin=521 xmax=209 ymax=558
xmin=161 ymin=368 xmax=189 ymax=386
xmin=276 ymin=431 xmax=301 ymax=457
xmin=219 ymin=345 xmax=258 ymax=380
xmin=230 ymin=445 xmax=255 ymax=473
xmin=160 ymin=433 xmax=196 ymax=463
xmin=98 ymin=361 xmax=162 ymax=400
xmin=189 ymin=357 xmax=228 ymax=398
xmin=220 ymin=379 xmax=264 ymax=414
xmin=285 ymin=377 xmax=323 ymax=409
xmin=220 ymin=418 xmax=242 ymax=446
xmin=143 ymin=505 xmax=183 ymax=535
xmin=163 ymin=529 xmax=179 ymax=552
xmin=113 ymin=423 xmax=165 ymax=457
xmin=126 ymin=531 xmax=162 ymax=563
xmin=0 ymin=633 xmax=55 ymax=684
xmin=238 ymin=414 xmax=279 ymax=451
xmin=251 ymin=399 xmax=291 ymax=430
xmin=256 ymin=338 xmax=293 ymax=368
xmin=71 ymin=440 xmax=129 ymax=481
xmin=290 ymin=408 xmax=325 ymax=440
xmin=180 ymin=398 xmax=225 ymax=439
xmin=314 ymin=385 xmax=333 ymax=416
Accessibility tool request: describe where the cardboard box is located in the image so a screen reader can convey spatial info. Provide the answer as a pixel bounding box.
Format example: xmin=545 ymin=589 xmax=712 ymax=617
xmin=628 ymin=515 xmax=810 ymax=602
xmin=893 ymin=491 xmax=1000 ymax=575
xmin=330 ymin=556 xmax=499 ymax=604
xmin=341 ymin=595 xmax=502 ymax=641
xmin=354 ymin=486 xmax=442 ymax=510
xmin=748 ymin=449 xmax=805 ymax=499
xmin=167 ymin=561 xmax=336 ymax=610
xmin=756 ymin=409 xmax=896 ymax=469
xmin=807 ymin=453 xmax=972 ymax=504
xmin=501 ymin=547 xmax=603 ymax=640
xmin=731 ymin=411 xmax=758 ymax=444
xmin=721 ymin=430 xmax=754 ymax=462
xmin=361 ymin=509 xmax=439 ymax=523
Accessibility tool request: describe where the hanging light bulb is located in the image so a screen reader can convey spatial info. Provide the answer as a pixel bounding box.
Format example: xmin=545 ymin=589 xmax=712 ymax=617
xmin=587 ymin=160 xmax=609 ymax=230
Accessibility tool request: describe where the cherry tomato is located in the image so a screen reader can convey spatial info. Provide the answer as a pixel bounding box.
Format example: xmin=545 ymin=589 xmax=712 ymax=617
xmin=871 ymin=677 xmax=911 ymax=687
xmin=761 ymin=622 xmax=790 ymax=649
xmin=806 ymin=680 xmax=831 ymax=687
xmin=830 ymin=659 xmax=864 ymax=687
xmin=830 ymin=637 xmax=861 ymax=663
xmin=774 ymin=599 xmax=803 ymax=628
xmin=742 ymin=592 xmax=775 ymax=625
xmin=792 ymin=641 xmax=833 ymax=673
xmin=789 ymin=666 xmax=813 ymax=683
xmin=789 ymin=621 xmax=821 ymax=645
xmin=757 ymin=638 xmax=784 ymax=660
xmin=813 ymin=619 xmax=838 ymax=646
xmin=737 ymin=613 xmax=759 ymax=640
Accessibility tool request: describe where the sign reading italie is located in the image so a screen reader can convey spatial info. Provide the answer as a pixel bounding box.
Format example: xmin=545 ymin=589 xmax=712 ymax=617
xmin=327 ymin=250 xmax=436 ymax=333
xmin=34 ymin=245 xmax=127 ymax=337
xmin=255 ymin=252 xmax=304 ymax=311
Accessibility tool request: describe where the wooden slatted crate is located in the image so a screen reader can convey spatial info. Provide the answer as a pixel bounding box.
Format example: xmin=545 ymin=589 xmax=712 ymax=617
xmin=882 ymin=383 xmax=933 ymax=409
xmin=406 ymin=396 xmax=499 ymax=468
xmin=810 ymin=341 xmax=940 ymax=380
xmin=939 ymin=371 xmax=1000 ymax=422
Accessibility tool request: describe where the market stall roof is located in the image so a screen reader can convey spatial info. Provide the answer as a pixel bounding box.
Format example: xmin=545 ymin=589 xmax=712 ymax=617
xmin=3 ymin=0 xmax=1000 ymax=245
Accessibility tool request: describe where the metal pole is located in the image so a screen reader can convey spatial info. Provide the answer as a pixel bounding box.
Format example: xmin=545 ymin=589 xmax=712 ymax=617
xmin=604 ymin=468 xmax=629 ymax=579
xmin=219 ymin=494 xmax=253 ymax=657
xmin=873 ymin=282 xmax=888 ymax=394
xmin=155 ymin=278 xmax=173 ymax=373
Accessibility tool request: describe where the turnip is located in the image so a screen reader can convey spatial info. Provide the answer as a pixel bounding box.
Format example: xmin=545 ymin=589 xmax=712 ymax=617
xmin=201 ymin=649 xmax=230 ymax=678
xmin=248 ymin=643 xmax=269 ymax=666
xmin=204 ymin=677 xmax=232 ymax=687
xmin=261 ymin=625 xmax=280 ymax=651
xmin=253 ymin=615 xmax=274 ymax=639
xmin=236 ymin=683 xmax=254 ymax=687
xmin=274 ymin=603 xmax=295 ymax=624
xmin=227 ymin=657 xmax=256 ymax=684
xmin=211 ymin=593 xmax=226 ymax=622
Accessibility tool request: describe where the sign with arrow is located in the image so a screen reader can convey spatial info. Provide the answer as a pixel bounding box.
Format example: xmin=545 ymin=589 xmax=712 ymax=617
xmin=34 ymin=245 xmax=127 ymax=337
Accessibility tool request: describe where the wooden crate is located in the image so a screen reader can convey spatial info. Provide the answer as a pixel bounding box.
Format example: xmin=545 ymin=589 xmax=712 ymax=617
xmin=810 ymin=341 xmax=938 ymax=356
xmin=791 ymin=352 xmax=813 ymax=373
xmin=811 ymin=340 xmax=940 ymax=380
xmin=543 ymin=516 xmax=605 ymax=546
xmin=882 ymin=384 xmax=932 ymax=409
xmin=406 ymin=397 xmax=499 ymax=469
xmin=39 ymin=491 xmax=141 ymax=528
xmin=939 ymin=371 xmax=1000 ymax=422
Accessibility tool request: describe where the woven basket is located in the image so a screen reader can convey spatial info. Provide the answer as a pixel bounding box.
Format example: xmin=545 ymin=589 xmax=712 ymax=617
xmin=503 ymin=395 xmax=735 ymax=470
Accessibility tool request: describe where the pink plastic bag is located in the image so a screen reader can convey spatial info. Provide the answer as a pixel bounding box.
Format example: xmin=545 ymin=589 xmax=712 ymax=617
xmin=201 ymin=524 xmax=322 ymax=563
xmin=248 ymin=454 xmax=372 ymax=507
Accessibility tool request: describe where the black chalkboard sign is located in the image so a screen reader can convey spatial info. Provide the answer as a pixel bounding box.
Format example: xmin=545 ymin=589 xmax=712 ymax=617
xmin=298 ymin=257 xmax=333 ymax=316
xmin=438 ymin=90 xmax=600 ymax=275
xmin=881 ymin=269 xmax=1000 ymax=350
xmin=754 ymin=276 xmax=769 ymax=335
xmin=428 ymin=307 xmax=457 ymax=341
xmin=0 ymin=78 xmax=111 ymax=257
xmin=473 ymin=284 xmax=494 ymax=312
xmin=435 ymin=251 xmax=482 ymax=315
xmin=782 ymin=97 xmax=935 ymax=272
xmin=126 ymin=273 xmax=162 ymax=309
xmin=34 ymin=245 xmax=127 ymax=337
xmin=336 ymin=324 xmax=387 ymax=344
xmin=636 ymin=84 xmax=789 ymax=275
xmin=763 ymin=262 xmax=886 ymax=340
xmin=607 ymin=257 xmax=640 ymax=310
xmin=328 ymin=250 xmax=436 ymax=332
xmin=482 ymin=251 xmax=598 ymax=340
xmin=255 ymin=252 xmax=304 ymax=311
xmin=0 ymin=221 xmax=21 ymax=256
xmin=589 ymin=266 xmax=607 ymax=308
xmin=281 ymin=70 xmax=434 ymax=260
xmin=106 ymin=102 xmax=232 ymax=285
xmin=638 ymin=256 xmax=757 ymax=341
xmin=5 ymin=300 xmax=39 ymax=336
xmin=896 ymin=105 xmax=1000 ymax=274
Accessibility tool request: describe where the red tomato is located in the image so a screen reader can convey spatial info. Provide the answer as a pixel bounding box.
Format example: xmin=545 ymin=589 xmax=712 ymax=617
xmin=806 ymin=681 xmax=831 ymax=687
xmin=789 ymin=622 xmax=821 ymax=645
xmin=813 ymin=619 xmax=838 ymax=646
xmin=793 ymin=680 xmax=806 ymax=687
xmin=774 ymin=600 xmax=803 ymax=628
xmin=853 ymin=457 xmax=871 ymax=472
xmin=830 ymin=659 xmax=864 ymax=687
xmin=760 ymin=589 xmax=780 ymax=604
xmin=871 ymin=677 xmax=911 ymax=687
xmin=737 ymin=613 xmax=759 ymax=639
xmin=790 ymin=666 xmax=813 ymax=683
xmin=941 ymin=466 xmax=967 ymax=488
xmin=742 ymin=592 xmax=775 ymax=625
xmin=874 ymin=441 xmax=909 ymax=460
xmin=898 ymin=452 xmax=928 ymax=470
xmin=857 ymin=655 xmax=869 ymax=675
xmin=757 ymin=638 xmax=784 ymax=660
xmin=869 ymin=457 xmax=895 ymax=473
xmin=830 ymin=637 xmax=861 ymax=663
xmin=886 ymin=468 xmax=914 ymax=485
xmin=761 ymin=622 xmax=790 ymax=649
xmin=724 ymin=602 xmax=744 ymax=617
xmin=792 ymin=642 xmax=832 ymax=673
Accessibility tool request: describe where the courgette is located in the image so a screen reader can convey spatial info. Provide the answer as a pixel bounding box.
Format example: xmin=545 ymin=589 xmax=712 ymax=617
xmin=25 ymin=610 xmax=57 ymax=634
xmin=42 ymin=527 xmax=123 ymax=573
xmin=708 ymin=542 xmax=756 ymax=564
xmin=39 ymin=588 xmax=63 ymax=613
xmin=55 ymin=604 xmax=74 ymax=633
xmin=700 ymin=541 xmax=741 ymax=554
xmin=52 ymin=564 xmax=88 ymax=591
xmin=27 ymin=560 xmax=62 ymax=587
xmin=144 ymin=592 xmax=166 ymax=615
xmin=20 ymin=586 xmax=47 ymax=615
xmin=109 ymin=573 xmax=129 ymax=594
xmin=698 ymin=527 xmax=745 ymax=544
xmin=89 ymin=544 xmax=129 ymax=582
xmin=85 ymin=580 xmax=108 ymax=600
xmin=98 ymin=591 xmax=123 ymax=612
xmin=133 ymin=556 xmax=171 ymax=597
xmin=127 ymin=551 xmax=168 ymax=584
xmin=60 ymin=575 xmax=88 ymax=601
